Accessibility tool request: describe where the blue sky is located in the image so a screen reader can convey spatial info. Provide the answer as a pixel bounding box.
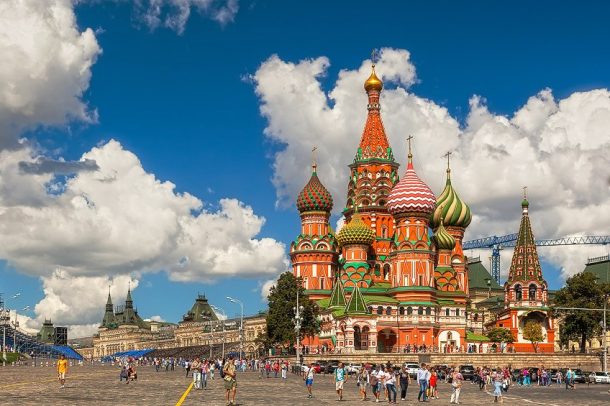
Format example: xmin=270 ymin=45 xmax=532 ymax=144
xmin=2 ymin=0 xmax=610 ymax=336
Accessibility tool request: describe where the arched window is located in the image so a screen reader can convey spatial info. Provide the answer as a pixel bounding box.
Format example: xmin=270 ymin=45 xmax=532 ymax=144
xmin=455 ymin=308 xmax=460 ymax=317
xmin=407 ymin=307 xmax=413 ymax=315
xmin=425 ymin=307 xmax=431 ymax=316
xmin=368 ymin=306 xmax=373 ymax=314
xmin=381 ymin=225 xmax=388 ymax=238
xmin=377 ymin=306 xmax=383 ymax=315
xmin=374 ymin=263 xmax=381 ymax=277
xmin=529 ymin=284 xmax=537 ymax=300
xmin=383 ymin=264 xmax=391 ymax=280
xmin=417 ymin=307 xmax=423 ymax=315
xmin=474 ymin=314 xmax=479 ymax=322
xmin=399 ymin=306 xmax=405 ymax=315
xmin=445 ymin=308 xmax=450 ymax=316
xmin=386 ymin=306 xmax=392 ymax=315
xmin=515 ymin=284 xmax=522 ymax=301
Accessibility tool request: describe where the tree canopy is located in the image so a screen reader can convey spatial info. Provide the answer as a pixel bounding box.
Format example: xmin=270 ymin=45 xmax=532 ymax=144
xmin=553 ymin=271 xmax=610 ymax=352
xmin=522 ymin=320 xmax=545 ymax=353
xmin=265 ymin=272 xmax=320 ymax=351
xmin=486 ymin=327 xmax=514 ymax=344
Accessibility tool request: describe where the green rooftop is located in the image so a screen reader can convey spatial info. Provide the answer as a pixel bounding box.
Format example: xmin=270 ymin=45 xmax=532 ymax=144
xmin=584 ymin=255 xmax=610 ymax=284
xmin=468 ymin=259 xmax=502 ymax=290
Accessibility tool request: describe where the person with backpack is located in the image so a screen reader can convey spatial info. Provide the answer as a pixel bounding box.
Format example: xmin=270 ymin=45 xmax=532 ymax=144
xmin=399 ymin=366 xmax=410 ymax=401
xmin=223 ymin=355 xmax=237 ymax=405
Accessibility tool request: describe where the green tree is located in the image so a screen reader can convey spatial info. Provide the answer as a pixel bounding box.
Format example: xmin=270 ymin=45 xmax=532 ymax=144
xmin=522 ymin=320 xmax=545 ymax=353
xmin=265 ymin=272 xmax=320 ymax=351
xmin=553 ymin=272 xmax=610 ymax=353
xmin=486 ymin=327 xmax=514 ymax=346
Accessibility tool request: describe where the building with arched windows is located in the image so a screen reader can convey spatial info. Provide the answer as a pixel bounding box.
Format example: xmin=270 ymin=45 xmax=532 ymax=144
xmin=292 ymin=63 xmax=554 ymax=354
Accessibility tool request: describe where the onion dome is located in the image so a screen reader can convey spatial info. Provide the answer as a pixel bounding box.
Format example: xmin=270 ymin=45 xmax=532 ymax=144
xmin=364 ymin=65 xmax=383 ymax=92
xmin=387 ymin=146 xmax=436 ymax=216
xmin=337 ymin=212 xmax=375 ymax=246
xmin=431 ymin=167 xmax=472 ymax=229
xmin=432 ymin=219 xmax=456 ymax=251
xmin=296 ymin=164 xmax=333 ymax=213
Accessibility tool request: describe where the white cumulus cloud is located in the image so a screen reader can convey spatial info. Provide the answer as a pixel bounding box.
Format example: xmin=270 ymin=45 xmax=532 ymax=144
xmin=0 ymin=0 xmax=101 ymax=147
xmin=253 ymin=49 xmax=610 ymax=280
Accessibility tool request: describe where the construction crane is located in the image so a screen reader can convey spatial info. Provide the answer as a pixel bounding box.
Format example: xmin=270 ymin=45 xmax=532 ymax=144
xmin=463 ymin=235 xmax=610 ymax=284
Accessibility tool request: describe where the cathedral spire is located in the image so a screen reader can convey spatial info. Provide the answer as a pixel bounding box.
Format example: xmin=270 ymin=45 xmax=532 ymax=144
xmin=357 ymin=52 xmax=392 ymax=162
xmin=345 ymin=284 xmax=369 ymax=315
xmin=328 ymin=278 xmax=347 ymax=309
xmin=125 ymin=284 xmax=133 ymax=309
xmin=507 ymin=192 xmax=544 ymax=283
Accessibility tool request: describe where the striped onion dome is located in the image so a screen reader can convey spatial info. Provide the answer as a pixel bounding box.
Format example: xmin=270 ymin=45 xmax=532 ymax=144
xmin=387 ymin=156 xmax=436 ymax=216
xmin=432 ymin=219 xmax=456 ymax=250
xmin=337 ymin=213 xmax=375 ymax=247
xmin=296 ymin=166 xmax=333 ymax=213
xmin=431 ymin=169 xmax=471 ymax=229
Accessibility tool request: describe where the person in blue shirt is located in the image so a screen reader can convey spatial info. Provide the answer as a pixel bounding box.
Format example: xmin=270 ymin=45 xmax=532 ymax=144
xmin=334 ymin=362 xmax=348 ymax=401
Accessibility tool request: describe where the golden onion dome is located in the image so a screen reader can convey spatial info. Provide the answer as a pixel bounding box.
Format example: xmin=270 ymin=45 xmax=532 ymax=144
xmin=337 ymin=213 xmax=375 ymax=247
xmin=364 ymin=65 xmax=383 ymax=92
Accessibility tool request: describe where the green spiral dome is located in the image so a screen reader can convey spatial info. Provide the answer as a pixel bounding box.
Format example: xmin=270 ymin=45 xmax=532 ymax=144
xmin=337 ymin=213 xmax=375 ymax=247
xmin=431 ymin=174 xmax=472 ymax=229
xmin=432 ymin=220 xmax=456 ymax=251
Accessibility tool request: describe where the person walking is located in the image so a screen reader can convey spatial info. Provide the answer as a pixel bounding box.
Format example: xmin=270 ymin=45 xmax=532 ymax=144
xmin=184 ymin=360 xmax=190 ymax=377
xmin=385 ymin=366 xmax=397 ymax=404
xmin=492 ymin=368 xmax=504 ymax=403
xmin=399 ymin=366 xmax=409 ymax=401
xmin=57 ymin=355 xmax=68 ymax=389
xmin=281 ymin=360 xmax=288 ymax=380
xmin=191 ymin=358 xmax=202 ymax=389
xmin=358 ymin=366 xmax=370 ymax=400
xmin=223 ymin=355 xmax=237 ymax=406
xmin=334 ymin=362 xmax=348 ymax=401
xmin=371 ymin=364 xmax=382 ymax=403
xmin=304 ymin=362 xmax=315 ymax=399
xmin=429 ymin=369 xmax=438 ymax=399
xmin=450 ymin=368 xmax=463 ymax=405
xmin=565 ymin=368 xmax=574 ymax=390
xmin=417 ymin=363 xmax=428 ymax=402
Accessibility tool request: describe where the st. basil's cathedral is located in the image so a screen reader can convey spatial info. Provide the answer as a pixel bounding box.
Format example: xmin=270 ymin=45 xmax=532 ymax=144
xmin=290 ymin=63 xmax=555 ymax=353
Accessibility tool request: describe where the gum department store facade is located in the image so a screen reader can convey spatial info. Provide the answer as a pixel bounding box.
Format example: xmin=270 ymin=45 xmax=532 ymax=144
xmin=292 ymin=64 xmax=555 ymax=354
xmin=91 ymin=292 xmax=266 ymax=359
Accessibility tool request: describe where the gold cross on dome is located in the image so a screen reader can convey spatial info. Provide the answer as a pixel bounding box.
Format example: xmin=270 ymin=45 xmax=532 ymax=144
xmin=371 ymin=49 xmax=378 ymax=66
xmin=311 ymin=146 xmax=318 ymax=172
xmin=406 ymin=135 xmax=414 ymax=158
xmin=523 ymin=186 xmax=528 ymax=199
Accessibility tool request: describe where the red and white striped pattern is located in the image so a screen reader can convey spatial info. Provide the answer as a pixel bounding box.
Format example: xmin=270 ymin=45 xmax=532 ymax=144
xmin=387 ymin=162 xmax=436 ymax=215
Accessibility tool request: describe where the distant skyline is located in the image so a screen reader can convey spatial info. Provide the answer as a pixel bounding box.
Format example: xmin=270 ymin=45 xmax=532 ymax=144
xmin=1 ymin=0 xmax=609 ymax=337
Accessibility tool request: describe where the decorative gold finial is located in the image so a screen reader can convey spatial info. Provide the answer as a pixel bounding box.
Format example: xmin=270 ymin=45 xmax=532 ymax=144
xmin=364 ymin=50 xmax=383 ymax=92
xmin=407 ymin=135 xmax=414 ymax=164
xmin=443 ymin=151 xmax=452 ymax=178
xmin=311 ymin=146 xmax=318 ymax=173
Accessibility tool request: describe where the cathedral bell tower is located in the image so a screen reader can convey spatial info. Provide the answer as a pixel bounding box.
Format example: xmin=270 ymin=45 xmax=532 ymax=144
xmin=290 ymin=155 xmax=339 ymax=300
xmin=344 ymin=58 xmax=399 ymax=284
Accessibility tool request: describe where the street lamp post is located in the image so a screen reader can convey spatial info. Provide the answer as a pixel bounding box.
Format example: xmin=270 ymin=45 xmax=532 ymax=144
xmin=211 ymin=305 xmax=227 ymax=359
xmin=227 ymin=297 xmax=244 ymax=360
xmin=293 ymin=287 xmax=304 ymax=366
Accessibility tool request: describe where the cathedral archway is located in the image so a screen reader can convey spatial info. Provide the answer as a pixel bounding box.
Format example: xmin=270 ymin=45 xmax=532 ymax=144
xmin=377 ymin=328 xmax=397 ymax=353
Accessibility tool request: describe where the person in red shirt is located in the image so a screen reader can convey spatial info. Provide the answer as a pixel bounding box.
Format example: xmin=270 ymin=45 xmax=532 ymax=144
xmin=429 ymin=370 xmax=438 ymax=399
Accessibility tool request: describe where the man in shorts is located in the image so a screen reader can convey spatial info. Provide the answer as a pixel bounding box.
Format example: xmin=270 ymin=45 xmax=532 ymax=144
xmin=334 ymin=362 xmax=348 ymax=401
xmin=223 ymin=355 xmax=237 ymax=406
xmin=57 ymin=355 xmax=68 ymax=388
xmin=304 ymin=362 xmax=315 ymax=398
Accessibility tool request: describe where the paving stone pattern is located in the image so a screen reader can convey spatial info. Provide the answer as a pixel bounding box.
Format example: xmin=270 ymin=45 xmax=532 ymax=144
xmin=1 ymin=365 xmax=609 ymax=405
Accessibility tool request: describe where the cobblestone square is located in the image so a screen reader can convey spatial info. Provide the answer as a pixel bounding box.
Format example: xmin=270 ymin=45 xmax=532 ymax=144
xmin=2 ymin=364 xmax=610 ymax=405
